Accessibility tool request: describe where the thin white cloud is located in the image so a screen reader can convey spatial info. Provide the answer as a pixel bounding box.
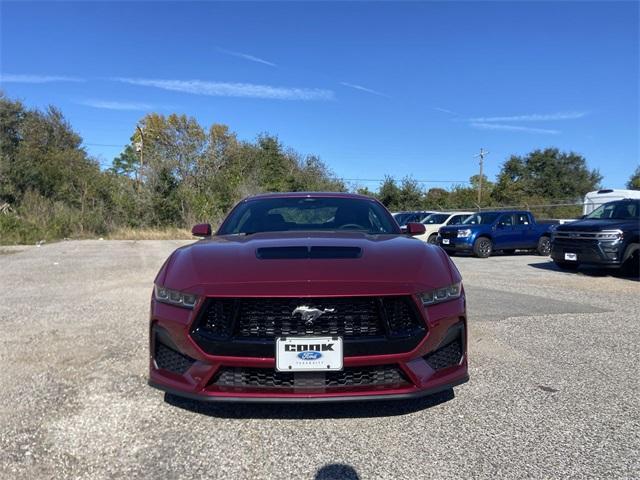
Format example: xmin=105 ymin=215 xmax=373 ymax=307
xmin=467 ymin=111 xmax=588 ymax=122
xmin=0 ymin=73 xmax=85 ymax=83
xmin=470 ymin=122 xmax=561 ymax=135
xmin=340 ymin=82 xmax=388 ymax=97
xmin=433 ymin=107 xmax=459 ymax=115
xmin=114 ymin=77 xmax=334 ymax=101
xmin=78 ymin=99 xmax=153 ymax=111
xmin=217 ymin=48 xmax=277 ymax=67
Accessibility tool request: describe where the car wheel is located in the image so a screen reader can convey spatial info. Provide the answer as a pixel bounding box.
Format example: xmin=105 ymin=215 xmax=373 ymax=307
xmin=473 ymin=237 xmax=493 ymax=258
xmin=537 ymin=236 xmax=551 ymax=256
xmin=554 ymin=260 xmax=579 ymax=271
xmin=502 ymin=249 xmax=516 ymax=255
xmin=427 ymin=234 xmax=438 ymax=244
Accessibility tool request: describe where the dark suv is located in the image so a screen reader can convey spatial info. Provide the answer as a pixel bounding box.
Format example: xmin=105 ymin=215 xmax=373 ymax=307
xmin=551 ymin=199 xmax=639 ymax=274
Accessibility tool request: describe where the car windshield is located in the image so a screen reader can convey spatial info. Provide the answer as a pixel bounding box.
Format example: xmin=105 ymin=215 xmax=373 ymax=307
xmin=462 ymin=212 xmax=500 ymax=225
xmin=218 ymin=197 xmax=399 ymax=235
xmin=584 ymin=200 xmax=640 ymax=220
xmin=422 ymin=213 xmax=449 ymax=224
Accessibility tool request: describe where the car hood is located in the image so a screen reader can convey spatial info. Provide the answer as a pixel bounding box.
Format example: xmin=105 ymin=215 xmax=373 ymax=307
xmin=439 ymin=225 xmax=476 ymax=234
xmin=159 ymin=231 xmax=457 ymax=296
xmin=556 ymin=219 xmax=638 ymax=232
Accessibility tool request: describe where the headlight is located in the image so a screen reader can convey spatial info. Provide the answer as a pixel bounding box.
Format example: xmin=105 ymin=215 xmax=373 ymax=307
xmin=419 ymin=282 xmax=463 ymax=306
xmin=154 ymin=285 xmax=199 ymax=309
xmin=457 ymin=229 xmax=472 ymax=238
xmin=599 ymin=230 xmax=623 ymax=241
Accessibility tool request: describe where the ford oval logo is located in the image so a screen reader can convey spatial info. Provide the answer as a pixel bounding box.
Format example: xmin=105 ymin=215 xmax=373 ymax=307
xmin=298 ymin=351 xmax=322 ymax=360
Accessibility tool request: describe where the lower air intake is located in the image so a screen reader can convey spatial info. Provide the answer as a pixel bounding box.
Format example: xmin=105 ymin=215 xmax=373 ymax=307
xmin=423 ymin=339 xmax=463 ymax=371
xmin=154 ymin=342 xmax=196 ymax=374
xmin=211 ymin=365 xmax=409 ymax=390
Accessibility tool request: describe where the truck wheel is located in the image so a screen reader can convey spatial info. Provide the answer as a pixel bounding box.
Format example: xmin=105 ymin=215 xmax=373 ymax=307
xmin=473 ymin=237 xmax=493 ymax=258
xmin=554 ymin=260 xmax=579 ymax=271
xmin=537 ymin=236 xmax=551 ymax=256
xmin=427 ymin=234 xmax=438 ymax=244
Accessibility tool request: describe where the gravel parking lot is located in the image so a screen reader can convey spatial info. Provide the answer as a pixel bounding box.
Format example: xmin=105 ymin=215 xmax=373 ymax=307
xmin=1 ymin=240 xmax=638 ymax=479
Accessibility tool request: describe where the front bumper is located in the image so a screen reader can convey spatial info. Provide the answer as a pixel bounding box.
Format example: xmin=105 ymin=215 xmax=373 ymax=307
xmin=438 ymin=236 xmax=474 ymax=252
xmin=148 ymin=295 xmax=468 ymax=402
xmin=551 ymin=239 xmax=625 ymax=267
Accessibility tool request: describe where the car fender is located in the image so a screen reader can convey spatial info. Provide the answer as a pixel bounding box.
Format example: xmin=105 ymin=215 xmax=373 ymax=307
xmin=623 ymin=243 xmax=639 ymax=262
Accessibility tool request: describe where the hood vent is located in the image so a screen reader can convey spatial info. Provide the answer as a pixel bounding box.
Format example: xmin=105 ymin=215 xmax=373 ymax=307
xmin=256 ymin=246 xmax=362 ymax=260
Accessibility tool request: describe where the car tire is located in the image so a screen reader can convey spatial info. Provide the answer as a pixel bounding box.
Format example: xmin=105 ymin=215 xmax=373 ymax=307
xmin=502 ymin=249 xmax=516 ymax=255
xmin=537 ymin=236 xmax=551 ymax=256
xmin=473 ymin=237 xmax=493 ymax=258
xmin=427 ymin=234 xmax=438 ymax=245
xmin=554 ymin=260 xmax=579 ymax=271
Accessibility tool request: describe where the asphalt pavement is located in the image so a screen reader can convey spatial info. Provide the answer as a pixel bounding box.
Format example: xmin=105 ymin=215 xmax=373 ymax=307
xmin=1 ymin=240 xmax=638 ymax=479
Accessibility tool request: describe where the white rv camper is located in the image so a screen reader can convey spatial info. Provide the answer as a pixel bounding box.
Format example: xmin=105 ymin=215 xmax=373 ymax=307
xmin=582 ymin=189 xmax=640 ymax=215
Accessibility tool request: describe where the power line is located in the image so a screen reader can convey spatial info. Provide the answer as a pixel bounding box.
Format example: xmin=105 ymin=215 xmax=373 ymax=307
xmin=84 ymin=143 xmax=125 ymax=148
xmin=341 ymin=178 xmax=471 ymax=184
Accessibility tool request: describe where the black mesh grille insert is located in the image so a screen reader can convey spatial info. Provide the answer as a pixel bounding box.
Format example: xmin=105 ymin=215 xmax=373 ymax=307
xmin=212 ymin=365 xmax=409 ymax=390
xmin=154 ymin=342 xmax=196 ymax=374
xmin=423 ymin=339 xmax=463 ymax=371
xmin=195 ymin=296 xmax=423 ymax=340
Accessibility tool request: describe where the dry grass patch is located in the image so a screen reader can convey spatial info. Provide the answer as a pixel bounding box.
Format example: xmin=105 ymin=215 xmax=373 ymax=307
xmin=107 ymin=227 xmax=193 ymax=240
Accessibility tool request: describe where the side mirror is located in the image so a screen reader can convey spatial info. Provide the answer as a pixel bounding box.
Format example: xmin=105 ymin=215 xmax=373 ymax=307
xmin=405 ymin=222 xmax=426 ymax=236
xmin=191 ymin=223 xmax=212 ymax=237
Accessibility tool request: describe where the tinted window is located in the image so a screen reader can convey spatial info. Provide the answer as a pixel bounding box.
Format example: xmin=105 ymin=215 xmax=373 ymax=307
xmin=448 ymin=214 xmax=470 ymax=225
xmin=463 ymin=212 xmax=500 ymax=225
xmin=422 ymin=213 xmax=449 ymax=224
xmin=219 ymin=197 xmax=399 ymax=235
xmin=515 ymin=213 xmax=530 ymax=225
xmin=393 ymin=213 xmax=411 ymax=225
xmin=585 ymin=200 xmax=640 ymax=220
xmin=498 ymin=214 xmax=514 ymax=226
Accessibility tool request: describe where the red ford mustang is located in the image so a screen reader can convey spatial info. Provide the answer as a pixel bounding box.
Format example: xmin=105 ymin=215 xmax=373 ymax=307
xmin=148 ymin=192 xmax=468 ymax=402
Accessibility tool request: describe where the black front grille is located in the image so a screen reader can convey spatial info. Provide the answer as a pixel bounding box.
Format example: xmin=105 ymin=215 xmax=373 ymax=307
xmin=423 ymin=339 xmax=463 ymax=371
xmin=197 ymin=296 xmax=423 ymax=340
xmin=440 ymin=230 xmax=458 ymax=240
xmin=211 ymin=365 xmax=409 ymax=390
xmin=154 ymin=342 xmax=196 ymax=374
xmin=192 ymin=296 xmax=426 ymax=357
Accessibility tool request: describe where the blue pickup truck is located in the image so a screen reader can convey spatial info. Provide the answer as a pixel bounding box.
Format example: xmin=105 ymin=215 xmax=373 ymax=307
xmin=437 ymin=210 xmax=555 ymax=258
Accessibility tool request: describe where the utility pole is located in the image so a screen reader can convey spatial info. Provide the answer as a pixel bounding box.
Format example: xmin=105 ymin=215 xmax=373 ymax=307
xmin=135 ymin=125 xmax=144 ymax=189
xmin=474 ymin=148 xmax=489 ymax=205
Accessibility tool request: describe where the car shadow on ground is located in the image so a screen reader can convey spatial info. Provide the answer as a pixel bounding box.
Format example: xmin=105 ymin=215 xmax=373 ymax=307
xmin=528 ymin=260 xmax=639 ymax=281
xmin=164 ymin=388 xmax=455 ymax=419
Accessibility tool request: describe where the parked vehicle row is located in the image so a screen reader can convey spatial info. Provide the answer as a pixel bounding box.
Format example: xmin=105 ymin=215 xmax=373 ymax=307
xmin=403 ymin=197 xmax=639 ymax=275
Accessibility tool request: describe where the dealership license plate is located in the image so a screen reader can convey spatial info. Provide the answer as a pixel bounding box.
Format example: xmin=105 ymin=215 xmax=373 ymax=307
xmin=276 ymin=336 xmax=343 ymax=372
xmin=564 ymin=253 xmax=577 ymax=261
xmin=442 ymin=238 xmax=450 ymax=245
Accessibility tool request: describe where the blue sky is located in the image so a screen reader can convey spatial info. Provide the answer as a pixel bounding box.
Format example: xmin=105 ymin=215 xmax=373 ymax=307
xmin=1 ymin=1 xmax=638 ymax=191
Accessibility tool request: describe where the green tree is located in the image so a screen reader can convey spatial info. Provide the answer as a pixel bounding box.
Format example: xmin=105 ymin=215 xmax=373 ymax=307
xmin=627 ymin=165 xmax=640 ymax=190
xmin=492 ymin=148 xmax=601 ymax=205
xmin=111 ymin=144 xmax=140 ymax=178
xmin=398 ymin=176 xmax=424 ymax=210
xmin=377 ymin=176 xmax=401 ymax=210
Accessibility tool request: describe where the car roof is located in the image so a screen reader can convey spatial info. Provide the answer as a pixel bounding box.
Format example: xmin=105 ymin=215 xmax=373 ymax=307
xmin=473 ymin=210 xmax=530 ymax=215
xmin=242 ymin=191 xmax=375 ymax=202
